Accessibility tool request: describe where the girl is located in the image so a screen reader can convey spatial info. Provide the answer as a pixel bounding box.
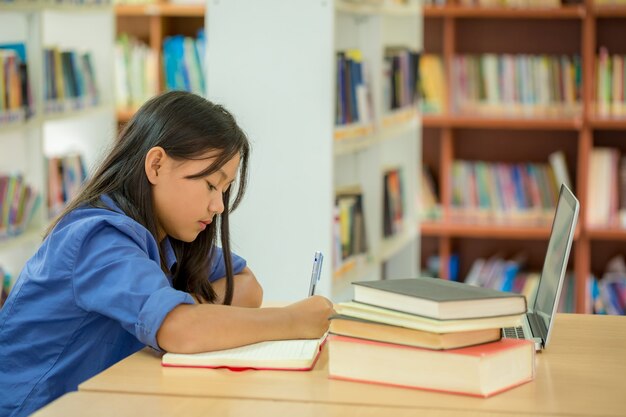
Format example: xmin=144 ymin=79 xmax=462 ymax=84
xmin=0 ymin=91 xmax=334 ymax=417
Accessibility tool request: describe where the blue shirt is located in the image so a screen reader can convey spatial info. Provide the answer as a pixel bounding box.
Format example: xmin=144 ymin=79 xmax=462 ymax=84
xmin=0 ymin=196 xmax=246 ymax=417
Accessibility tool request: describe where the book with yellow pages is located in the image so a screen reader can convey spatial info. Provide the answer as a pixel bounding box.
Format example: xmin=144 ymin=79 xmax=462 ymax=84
xmin=162 ymin=334 xmax=327 ymax=371
xmin=335 ymin=301 xmax=524 ymax=333
xmin=329 ymin=315 xmax=501 ymax=350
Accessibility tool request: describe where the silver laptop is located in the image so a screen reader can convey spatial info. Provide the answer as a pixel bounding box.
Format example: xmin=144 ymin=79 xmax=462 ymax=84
xmin=502 ymin=184 xmax=579 ymax=351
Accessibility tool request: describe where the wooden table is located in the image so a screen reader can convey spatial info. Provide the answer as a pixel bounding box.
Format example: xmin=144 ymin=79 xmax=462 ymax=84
xmin=33 ymin=391 xmax=554 ymax=417
xmin=79 ymin=314 xmax=626 ymax=416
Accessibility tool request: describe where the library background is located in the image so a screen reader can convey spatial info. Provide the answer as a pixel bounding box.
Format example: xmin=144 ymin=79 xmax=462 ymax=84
xmin=1 ymin=0 xmax=626 ymax=316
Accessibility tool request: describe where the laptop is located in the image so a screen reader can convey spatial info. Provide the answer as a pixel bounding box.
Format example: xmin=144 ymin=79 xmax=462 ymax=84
xmin=502 ymin=184 xmax=579 ymax=351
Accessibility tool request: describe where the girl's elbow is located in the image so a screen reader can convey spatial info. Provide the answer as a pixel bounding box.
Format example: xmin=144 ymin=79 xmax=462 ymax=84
xmin=156 ymin=304 xmax=200 ymax=353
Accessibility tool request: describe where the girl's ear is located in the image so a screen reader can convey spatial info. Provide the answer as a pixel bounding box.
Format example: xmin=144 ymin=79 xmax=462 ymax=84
xmin=145 ymin=146 xmax=166 ymax=185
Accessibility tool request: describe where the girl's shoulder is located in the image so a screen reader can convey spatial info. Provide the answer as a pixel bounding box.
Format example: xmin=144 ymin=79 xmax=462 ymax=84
xmin=55 ymin=203 xmax=155 ymax=249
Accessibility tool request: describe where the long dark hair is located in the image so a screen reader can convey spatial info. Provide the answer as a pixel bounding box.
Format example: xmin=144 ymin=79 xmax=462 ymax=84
xmin=46 ymin=91 xmax=250 ymax=305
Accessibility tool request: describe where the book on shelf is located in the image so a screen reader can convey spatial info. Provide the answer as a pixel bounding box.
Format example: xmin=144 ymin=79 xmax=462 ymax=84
xmin=47 ymin=154 xmax=88 ymax=217
xmin=450 ymin=159 xmax=560 ymax=224
xmin=43 ymin=47 xmax=99 ymax=113
xmin=0 ymin=266 xmax=11 ymax=309
xmin=595 ymin=47 xmax=626 ymax=118
xmin=334 ymin=187 xmax=368 ymax=268
xmin=162 ymin=334 xmax=327 ymax=371
xmin=600 ymin=274 xmax=626 ymax=316
xmin=620 ymin=156 xmax=626 ymax=228
xmin=464 ymin=255 xmax=540 ymax=308
xmin=328 ymin=335 xmax=535 ymax=398
xmin=115 ymin=34 xmax=158 ymax=111
xmin=336 ymin=49 xmax=372 ymax=126
xmin=335 ymin=301 xmax=524 ymax=333
xmin=383 ymin=167 xmax=404 ymax=238
xmin=586 ymin=147 xmax=619 ymax=227
xmin=452 ymin=54 xmax=581 ymax=117
xmin=329 ymin=315 xmax=502 ymax=350
xmin=352 ymin=277 xmax=527 ymax=320
xmin=419 ymin=54 xmax=445 ymax=115
xmin=0 ymin=43 xmax=34 ymax=122
xmin=383 ymin=46 xmax=420 ymax=113
xmin=548 ymin=150 xmax=572 ymax=191
xmin=162 ymin=30 xmax=206 ymax=96
xmin=597 ymin=255 xmax=626 ymax=316
xmin=0 ymin=174 xmax=40 ymax=238
xmin=419 ymin=165 xmax=440 ymax=220
xmin=464 ymin=252 xmax=526 ymax=292
xmin=423 ymin=253 xmax=459 ymax=281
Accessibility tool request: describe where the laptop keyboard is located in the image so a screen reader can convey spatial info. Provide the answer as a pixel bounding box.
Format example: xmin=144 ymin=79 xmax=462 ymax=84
xmin=502 ymin=326 xmax=526 ymax=339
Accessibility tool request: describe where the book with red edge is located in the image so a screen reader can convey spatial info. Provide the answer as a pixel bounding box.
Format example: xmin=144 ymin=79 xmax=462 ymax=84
xmin=328 ymin=335 xmax=535 ymax=398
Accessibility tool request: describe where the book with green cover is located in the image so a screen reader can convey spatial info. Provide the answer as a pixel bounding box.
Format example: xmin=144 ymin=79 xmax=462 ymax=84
xmin=352 ymin=277 xmax=527 ymax=320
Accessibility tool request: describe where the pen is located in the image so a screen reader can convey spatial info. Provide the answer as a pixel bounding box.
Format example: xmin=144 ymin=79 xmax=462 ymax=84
xmin=308 ymin=251 xmax=323 ymax=296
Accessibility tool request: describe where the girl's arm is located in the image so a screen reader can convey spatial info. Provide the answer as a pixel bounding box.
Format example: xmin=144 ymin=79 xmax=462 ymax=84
xmin=156 ymin=295 xmax=334 ymax=353
xmin=211 ymin=267 xmax=263 ymax=307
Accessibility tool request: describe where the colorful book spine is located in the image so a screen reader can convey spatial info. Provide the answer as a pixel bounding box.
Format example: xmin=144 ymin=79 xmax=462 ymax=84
xmin=449 ymin=159 xmax=562 ymax=224
xmin=452 ymin=53 xmax=582 ymax=117
xmin=0 ymin=174 xmax=40 ymax=238
xmin=336 ymin=49 xmax=373 ymax=126
xmin=115 ymin=34 xmax=159 ymax=110
xmin=0 ymin=43 xmax=34 ymax=124
xmin=47 ymin=154 xmax=88 ymax=218
xmin=595 ymin=47 xmax=626 ymax=118
xmin=43 ymin=47 xmax=99 ymax=113
xmin=162 ymin=29 xmax=206 ymax=96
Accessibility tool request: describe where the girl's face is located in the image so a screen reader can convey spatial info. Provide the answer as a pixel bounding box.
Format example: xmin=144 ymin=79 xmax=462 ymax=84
xmin=148 ymin=149 xmax=240 ymax=242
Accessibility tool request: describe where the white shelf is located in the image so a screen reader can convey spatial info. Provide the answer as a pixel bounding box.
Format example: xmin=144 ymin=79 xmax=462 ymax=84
xmin=43 ymin=103 xmax=114 ymax=123
xmin=334 ymin=106 xmax=419 ymax=156
xmin=0 ymin=117 xmax=38 ymax=134
xmin=0 ymin=3 xmax=115 ymax=278
xmin=208 ymin=0 xmax=421 ymax=302
xmin=335 ymin=0 xmax=420 ymax=16
xmin=378 ymin=226 xmax=418 ymax=263
xmin=333 ymin=253 xmax=377 ymax=280
xmin=0 ymin=2 xmax=112 ymax=13
xmin=0 ymin=227 xmax=45 ymax=252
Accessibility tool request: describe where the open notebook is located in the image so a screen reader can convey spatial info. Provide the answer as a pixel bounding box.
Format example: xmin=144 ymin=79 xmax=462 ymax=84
xmin=162 ymin=334 xmax=327 ymax=371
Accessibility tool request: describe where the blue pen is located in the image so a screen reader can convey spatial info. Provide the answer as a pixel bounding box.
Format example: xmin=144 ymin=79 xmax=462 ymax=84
xmin=308 ymin=251 xmax=323 ymax=296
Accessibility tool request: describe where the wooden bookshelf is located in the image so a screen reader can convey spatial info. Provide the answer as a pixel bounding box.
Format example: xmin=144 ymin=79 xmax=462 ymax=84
xmin=424 ymin=4 xmax=585 ymax=19
xmin=115 ymin=3 xmax=204 ymax=17
xmin=421 ymin=221 xmax=554 ymax=239
xmin=423 ymin=114 xmax=583 ymax=130
xmin=421 ymin=0 xmax=626 ymax=314
xmin=593 ymin=4 xmax=626 ymax=17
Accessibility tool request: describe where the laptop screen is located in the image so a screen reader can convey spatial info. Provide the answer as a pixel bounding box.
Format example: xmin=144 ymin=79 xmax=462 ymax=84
xmin=533 ymin=185 xmax=579 ymax=343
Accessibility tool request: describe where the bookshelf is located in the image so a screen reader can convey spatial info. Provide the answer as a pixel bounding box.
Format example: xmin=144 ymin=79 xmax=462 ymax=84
xmin=206 ymin=0 xmax=422 ymax=302
xmin=421 ymin=0 xmax=626 ymax=314
xmin=0 ymin=1 xmax=115 ymax=291
xmin=114 ymin=1 xmax=205 ymax=124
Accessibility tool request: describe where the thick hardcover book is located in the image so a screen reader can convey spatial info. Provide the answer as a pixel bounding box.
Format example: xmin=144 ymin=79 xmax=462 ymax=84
xmin=328 ymin=335 xmax=535 ymax=398
xmin=329 ymin=315 xmax=501 ymax=350
xmin=162 ymin=335 xmax=326 ymax=371
xmin=352 ymin=277 xmax=526 ymax=320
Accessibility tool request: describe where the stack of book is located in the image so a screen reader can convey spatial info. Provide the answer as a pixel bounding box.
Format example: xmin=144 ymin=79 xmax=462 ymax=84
xmin=328 ymin=277 xmax=535 ymax=397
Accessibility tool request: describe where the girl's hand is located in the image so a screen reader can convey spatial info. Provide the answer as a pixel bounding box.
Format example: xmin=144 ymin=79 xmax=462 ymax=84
xmin=285 ymin=295 xmax=335 ymax=339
